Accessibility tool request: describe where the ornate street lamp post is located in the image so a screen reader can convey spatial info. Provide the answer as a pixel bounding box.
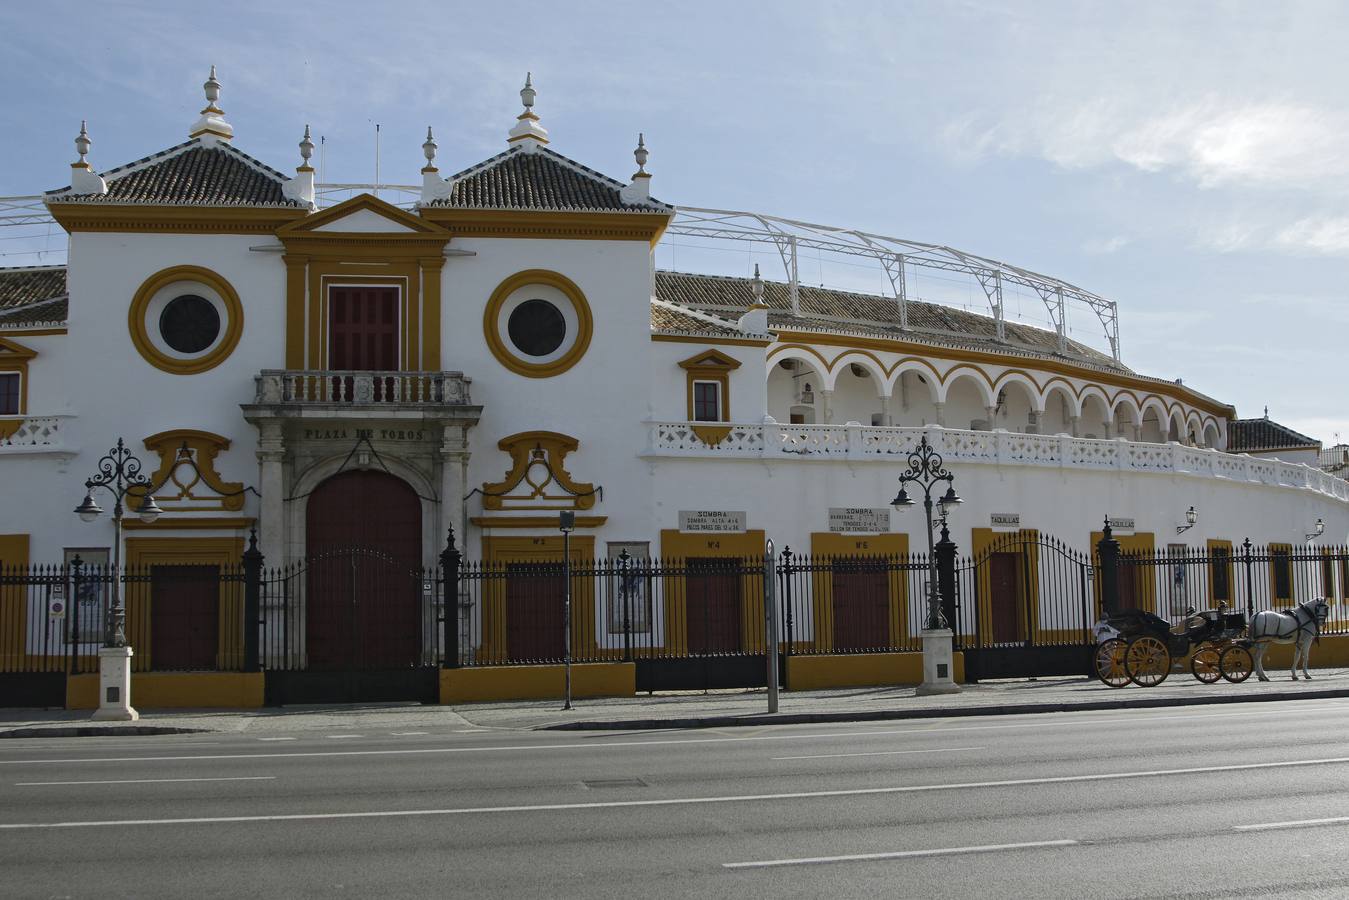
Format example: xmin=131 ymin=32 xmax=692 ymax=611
xmin=73 ymin=438 xmax=163 ymax=720
xmin=891 ymin=434 xmax=963 ymax=695
xmin=890 ymin=435 xmax=962 ymax=631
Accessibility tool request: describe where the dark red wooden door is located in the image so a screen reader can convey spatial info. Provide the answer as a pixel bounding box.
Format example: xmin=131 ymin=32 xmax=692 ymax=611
xmin=989 ymin=553 xmax=1021 ymax=644
xmin=686 ymin=558 xmax=742 ymax=654
xmin=305 ymin=470 xmax=421 ymax=670
xmin=1118 ymin=564 xmax=1139 ymax=612
xmin=150 ymin=565 xmax=219 ymax=670
xmin=831 ymin=560 xmax=889 ymax=650
xmin=328 ymin=287 xmax=399 ymax=370
xmin=505 ymin=563 xmax=566 ymax=662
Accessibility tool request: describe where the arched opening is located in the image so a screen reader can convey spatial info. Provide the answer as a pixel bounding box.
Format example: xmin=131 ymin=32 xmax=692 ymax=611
xmin=304 ymin=469 xmax=423 ymax=669
xmin=831 ymin=359 xmax=883 ymax=425
xmin=1113 ymin=397 xmax=1142 ymax=441
xmin=1168 ymin=410 xmax=1185 ymax=444
xmin=1204 ymin=421 xmax=1222 ymax=450
xmin=943 ymin=370 xmax=994 ymax=429
xmin=768 ymin=356 xmax=824 ymax=424
xmin=1041 ymin=384 xmax=1078 ymax=436
xmin=994 ymin=379 xmax=1039 ymax=433
xmin=1080 ymin=392 xmax=1112 ymax=439
xmin=894 ymin=368 xmax=940 ymax=426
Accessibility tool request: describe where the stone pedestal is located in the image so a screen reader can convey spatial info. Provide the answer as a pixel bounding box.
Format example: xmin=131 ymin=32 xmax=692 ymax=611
xmin=92 ymin=646 xmax=139 ymax=721
xmin=916 ymin=628 xmax=961 ymax=696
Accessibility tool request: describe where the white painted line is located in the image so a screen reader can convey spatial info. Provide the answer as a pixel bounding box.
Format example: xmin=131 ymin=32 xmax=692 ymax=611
xmin=391 ymin=732 xmax=429 ymax=736
xmin=724 ymin=839 xmax=1078 ymax=869
xmin=772 ymin=746 xmax=984 ymax=761
xmin=1235 ymin=816 xmax=1349 ymax=833
xmin=16 ymin=776 xmax=276 ymax=787
xmin=326 ymin=735 xmax=362 ymax=740
xmin=3 ymin=757 xmax=1349 ymax=830
xmin=256 ymin=738 xmax=295 ymax=742
xmin=4 ymin=703 xmax=1348 ymax=766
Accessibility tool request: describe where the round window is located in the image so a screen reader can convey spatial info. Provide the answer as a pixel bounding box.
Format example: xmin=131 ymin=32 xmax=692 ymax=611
xmin=158 ymin=294 xmax=222 ymax=354
xmin=507 ymin=298 xmax=567 ymax=357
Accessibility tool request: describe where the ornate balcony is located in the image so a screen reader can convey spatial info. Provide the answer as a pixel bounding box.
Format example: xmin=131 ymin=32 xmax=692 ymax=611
xmin=645 ymin=421 xmax=1349 ymax=503
xmin=0 ymin=415 xmax=75 ymax=457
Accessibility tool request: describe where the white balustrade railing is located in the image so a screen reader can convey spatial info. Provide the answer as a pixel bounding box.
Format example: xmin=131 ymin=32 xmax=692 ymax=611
xmin=254 ymin=370 xmax=473 ymax=406
xmin=0 ymin=415 xmax=72 ymax=453
xmin=645 ymin=421 xmax=1349 ymax=502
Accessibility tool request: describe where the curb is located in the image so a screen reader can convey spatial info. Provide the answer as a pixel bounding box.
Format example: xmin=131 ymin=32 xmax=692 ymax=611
xmin=0 ymin=726 xmax=211 ymax=739
xmin=541 ymin=687 xmax=1349 ymax=731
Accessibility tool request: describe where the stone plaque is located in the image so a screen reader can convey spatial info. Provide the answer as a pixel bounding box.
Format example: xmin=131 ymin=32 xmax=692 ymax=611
xmin=678 ymin=510 xmax=747 ymax=533
xmin=828 ymin=507 xmax=891 ymax=533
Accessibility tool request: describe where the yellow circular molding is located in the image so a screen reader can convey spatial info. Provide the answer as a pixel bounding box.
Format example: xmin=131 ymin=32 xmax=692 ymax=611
xmin=483 ymin=269 xmax=593 ymax=378
xmin=128 ymin=265 xmax=244 ymax=375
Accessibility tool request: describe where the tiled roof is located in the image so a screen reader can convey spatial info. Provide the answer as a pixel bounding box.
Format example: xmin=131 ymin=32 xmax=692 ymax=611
xmin=46 ymin=139 xmax=302 ymax=207
xmin=0 ymin=296 xmax=68 ymax=326
xmin=650 ymin=299 xmax=744 ymax=337
xmin=0 ymin=266 xmax=66 ymax=311
xmin=1228 ymin=418 xmax=1320 ymax=452
xmin=429 ymin=146 xmax=671 ymax=212
xmin=653 ymin=270 xmax=1125 ymax=370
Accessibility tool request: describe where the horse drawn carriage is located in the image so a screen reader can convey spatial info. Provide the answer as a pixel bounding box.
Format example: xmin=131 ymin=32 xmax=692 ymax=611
xmin=1093 ymin=605 xmax=1254 ymax=687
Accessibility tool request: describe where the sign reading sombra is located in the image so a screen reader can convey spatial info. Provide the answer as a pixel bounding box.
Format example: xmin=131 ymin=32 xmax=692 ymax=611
xmin=828 ymin=508 xmax=891 ymax=533
xmin=678 ymin=510 xmax=747 ymax=533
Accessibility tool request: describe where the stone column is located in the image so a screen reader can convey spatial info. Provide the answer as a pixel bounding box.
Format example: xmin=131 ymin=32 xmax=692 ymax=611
xmin=932 ymin=401 xmax=946 ymax=427
xmin=878 ymin=394 xmax=892 ymax=426
xmin=819 ymin=389 xmax=834 ymax=425
xmin=1069 ymin=415 xmax=1080 ymax=438
xmin=985 ymin=405 xmax=998 ymax=431
xmin=256 ymin=419 xmax=286 ymax=563
xmin=1026 ymin=411 xmax=1040 ymax=435
xmin=439 ymin=423 xmax=472 ymax=661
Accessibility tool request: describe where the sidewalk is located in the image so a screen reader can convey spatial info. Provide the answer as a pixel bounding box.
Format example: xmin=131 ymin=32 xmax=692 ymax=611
xmin=5 ymin=666 xmax=1349 ymax=737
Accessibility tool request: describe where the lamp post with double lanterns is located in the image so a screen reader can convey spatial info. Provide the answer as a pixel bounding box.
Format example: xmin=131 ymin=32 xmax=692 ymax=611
xmin=891 ymin=434 xmax=963 ymax=694
xmin=73 ymin=438 xmax=164 ymax=720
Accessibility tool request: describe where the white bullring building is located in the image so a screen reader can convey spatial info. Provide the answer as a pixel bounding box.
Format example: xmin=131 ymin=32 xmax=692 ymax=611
xmin=1 ymin=71 xmax=1346 ymax=702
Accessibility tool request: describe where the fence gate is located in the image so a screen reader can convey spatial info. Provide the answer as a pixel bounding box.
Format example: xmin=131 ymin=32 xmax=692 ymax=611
xmin=955 ymin=535 xmax=1096 ymax=680
xmin=261 ymin=549 xmax=441 ymax=704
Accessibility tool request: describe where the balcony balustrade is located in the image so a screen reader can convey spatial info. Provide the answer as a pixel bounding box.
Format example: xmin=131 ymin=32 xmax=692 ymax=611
xmin=0 ymin=415 xmax=73 ymax=456
xmin=253 ymin=370 xmax=473 ymax=407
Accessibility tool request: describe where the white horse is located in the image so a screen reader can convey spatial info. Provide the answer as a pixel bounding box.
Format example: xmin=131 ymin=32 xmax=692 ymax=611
xmin=1249 ymin=598 xmax=1329 ymax=682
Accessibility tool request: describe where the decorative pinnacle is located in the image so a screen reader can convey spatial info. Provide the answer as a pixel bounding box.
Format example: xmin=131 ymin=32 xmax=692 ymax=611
xmin=74 ymin=120 xmax=91 ymax=166
xmin=751 ymin=263 xmax=764 ymax=304
xmin=634 ymin=133 xmax=648 ymax=173
xmin=423 ymin=126 xmax=438 ymax=166
xmin=202 ymin=65 xmax=223 ymax=113
xmin=298 ymin=125 xmax=314 ymax=166
xmin=521 ymin=72 xmax=536 ymax=112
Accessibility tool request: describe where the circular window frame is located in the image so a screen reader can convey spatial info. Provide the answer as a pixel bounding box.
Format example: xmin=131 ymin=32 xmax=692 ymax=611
xmin=483 ymin=269 xmax=593 ymax=378
xmin=129 ymin=265 xmax=243 ymax=375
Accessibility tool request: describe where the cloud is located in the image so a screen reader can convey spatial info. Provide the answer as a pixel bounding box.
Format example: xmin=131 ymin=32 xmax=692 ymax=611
xmin=1082 ymin=235 xmax=1131 ymax=255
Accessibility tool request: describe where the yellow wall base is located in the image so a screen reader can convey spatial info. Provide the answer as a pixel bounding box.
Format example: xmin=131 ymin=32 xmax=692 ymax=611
xmin=66 ymin=672 xmax=265 ymax=709
xmin=440 ymin=663 xmax=636 ymax=704
xmin=1251 ymin=635 xmax=1349 ymax=669
xmin=787 ymin=651 xmax=965 ymax=690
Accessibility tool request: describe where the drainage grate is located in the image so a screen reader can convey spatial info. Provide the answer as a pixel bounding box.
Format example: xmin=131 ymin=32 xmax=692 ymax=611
xmin=581 ymin=778 xmax=648 ymax=789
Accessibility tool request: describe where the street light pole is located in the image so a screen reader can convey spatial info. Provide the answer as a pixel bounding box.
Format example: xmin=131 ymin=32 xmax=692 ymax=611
xmin=891 ymin=434 xmax=962 ymax=695
xmin=73 ymin=437 xmax=164 ymax=720
xmin=558 ymin=510 xmax=575 ymax=711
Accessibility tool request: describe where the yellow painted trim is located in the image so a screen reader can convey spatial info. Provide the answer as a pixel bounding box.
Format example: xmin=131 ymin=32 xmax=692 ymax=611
xmin=651 ymin=333 xmax=772 ymax=348
xmin=123 ymin=536 xmax=245 ymax=672
xmin=66 ymin=672 xmax=264 ymax=709
xmin=0 ymin=327 xmax=67 ymax=336
xmin=0 ymin=337 xmax=36 ymax=435
xmin=139 ymin=429 xmax=245 ymax=512
xmin=283 ymin=254 xmax=307 ymax=369
xmin=47 ymin=204 xmax=307 ymax=234
xmin=808 ymin=532 xmax=910 ymax=651
xmin=482 ymin=269 xmax=594 ymax=378
xmin=471 ymin=516 xmax=607 ymax=529
xmin=418 ymin=207 xmax=671 ymax=247
xmin=123 ymin=516 xmax=255 ymax=531
xmin=1092 ymin=531 xmax=1157 ymax=614
xmin=786 ymin=651 xmax=964 ymax=690
xmin=440 ymin=663 xmax=634 ymax=703
xmin=970 ymin=529 xmax=1041 ymax=645
xmin=420 ymin=256 xmax=445 ymax=370
xmin=480 ymin=431 xmax=597 ymax=511
xmin=0 ymin=534 xmax=30 ymax=668
xmin=479 ymin=535 xmax=597 ymax=664
xmin=658 ymin=529 xmax=766 ymax=656
xmin=679 ymin=348 xmax=741 ymax=423
xmin=690 ymin=425 xmax=733 ymax=446
xmin=127 ymin=265 xmax=244 ymax=375
xmin=277 ymin=193 xmax=449 ymax=236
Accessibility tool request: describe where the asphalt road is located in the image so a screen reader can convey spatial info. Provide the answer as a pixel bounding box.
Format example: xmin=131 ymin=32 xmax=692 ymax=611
xmin=3 ymin=700 xmax=1349 ymax=899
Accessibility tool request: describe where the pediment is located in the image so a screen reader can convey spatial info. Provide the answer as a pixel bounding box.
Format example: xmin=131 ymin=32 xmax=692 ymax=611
xmin=677 ymin=348 xmax=741 ymax=371
xmin=278 ymin=193 xmax=448 ymax=236
xmin=0 ymin=337 xmax=37 ymax=361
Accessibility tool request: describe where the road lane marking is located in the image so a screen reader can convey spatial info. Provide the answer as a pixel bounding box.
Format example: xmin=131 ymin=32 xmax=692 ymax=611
xmin=1235 ymin=816 xmax=1349 ymax=832
xmin=391 ymin=732 xmax=428 ymax=736
xmin=772 ymin=747 xmax=984 ymax=761
xmin=326 ymin=735 xmax=362 ymax=739
xmin=256 ymin=738 xmax=295 ymax=742
xmin=4 ymin=702 xmax=1348 ymax=766
xmin=15 ymin=776 xmax=276 ymax=787
xmin=723 ymin=839 xmax=1078 ymax=869
xmin=4 ymin=757 xmax=1349 ymax=830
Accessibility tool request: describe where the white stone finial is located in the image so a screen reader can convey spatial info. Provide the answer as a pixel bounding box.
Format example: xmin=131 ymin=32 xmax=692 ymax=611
xmin=190 ymin=65 xmax=234 ymax=142
xmin=634 ymin=132 xmax=648 ymax=174
xmin=739 ymin=263 xmax=770 ymax=333
xmin=507 ymin=71 xmax=549 ymax=150
xmin=68 ymin=119 xmax=107 ymax=194
xmin=422 ymin=126 xmax=438 ymax=171
xmin=751 ymin=264 xmax=765 ymax=304
xmin=282 ymin=124 xmax=316 ymax=209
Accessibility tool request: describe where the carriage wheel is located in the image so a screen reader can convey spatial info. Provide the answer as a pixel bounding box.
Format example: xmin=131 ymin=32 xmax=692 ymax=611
xmin=1126 ymin=635 xmax=1171 ymax=687
xmin=1220 ymin=645 xmax=1253 ymax=684
xmin=1190 ymin=646 xmax=1222 ymax=684
xmin=1094 ymin=639 xmax=1130 ymax=688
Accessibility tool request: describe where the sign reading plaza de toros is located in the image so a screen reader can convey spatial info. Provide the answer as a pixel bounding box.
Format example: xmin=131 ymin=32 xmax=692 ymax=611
xmin=678 ymin=510 xmax=747 ymax=533
xmin=302 ymin=427 xmax=428 ymax=442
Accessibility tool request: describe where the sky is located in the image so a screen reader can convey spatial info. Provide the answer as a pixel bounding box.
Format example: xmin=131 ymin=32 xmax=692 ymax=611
xmin=2 ymin=0 xmax=1346 ymax=444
